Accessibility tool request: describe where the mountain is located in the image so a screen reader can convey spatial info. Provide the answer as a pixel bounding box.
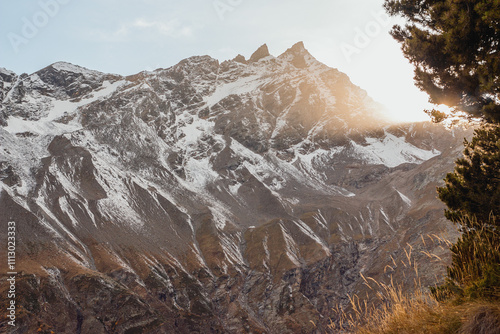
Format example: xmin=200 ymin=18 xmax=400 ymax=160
xmin=0 ymin=42 xmax=472 ymax=333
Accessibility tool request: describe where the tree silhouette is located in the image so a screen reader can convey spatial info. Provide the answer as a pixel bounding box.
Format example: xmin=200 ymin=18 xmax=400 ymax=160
xmin=385 ymin=0 xmax=500 ymax=123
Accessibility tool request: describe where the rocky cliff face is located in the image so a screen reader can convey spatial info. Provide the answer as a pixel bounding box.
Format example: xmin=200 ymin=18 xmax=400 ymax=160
xmin=0 ymin=43 xmax=471 ymax=333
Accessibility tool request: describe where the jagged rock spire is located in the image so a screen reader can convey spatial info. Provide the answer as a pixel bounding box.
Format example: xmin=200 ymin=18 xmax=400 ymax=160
xmin=279 ymin=41 xmax=312 ymax=68
xmin=289 ymin=41 xmax=305 ymax=52
xmin=233 ymin=54 xmax=247 ymax=64
xmin=249 ymin=44 xmax=270 ymax=62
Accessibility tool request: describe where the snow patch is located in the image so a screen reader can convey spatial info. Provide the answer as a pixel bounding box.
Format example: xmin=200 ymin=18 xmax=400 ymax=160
xmin=184 ymin=156 xmax=219 ymax=188
xmin=295 ymin=220 xmax=330 ymax=254
xmin=396 ymin=190 xmax=412 ymax=206
xmin=351 ymin=132 xmax=440 ymax=167
xmin=279 ymin=222 xmax=301 ymax=267
xmin=228 ymin=182 xmax=241 ymax=195
xmin=4 ymin=80 xmax=126 ymax=135
xmin=204 ymin=74 xmax=262 ymax=107
xmin=50 ymin=62 xmax=103 ymax=77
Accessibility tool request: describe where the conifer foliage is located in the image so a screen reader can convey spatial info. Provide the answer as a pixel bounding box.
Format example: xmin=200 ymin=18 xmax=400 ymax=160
xmin=438 ymin=125 xmax=500 ymax=226
xmin=385 ymin=0 xmax=500 ymax=300
xmin=384 ymin=0 xmax=500 ymax=123
xmin=436 ymin=125 xmax=500 ymax=299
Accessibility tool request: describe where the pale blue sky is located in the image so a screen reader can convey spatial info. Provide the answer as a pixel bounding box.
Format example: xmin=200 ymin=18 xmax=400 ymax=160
xmin=0 ymin=0 xmax=433 ymax=121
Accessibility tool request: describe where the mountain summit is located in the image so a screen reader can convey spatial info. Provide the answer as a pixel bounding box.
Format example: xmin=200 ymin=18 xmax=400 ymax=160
xmin=0 ymin=43 xmax=470 ymax=333
xmin=249 ymin=43 xmax=271 ymax=62
xmin=278 ymin=41 xmax=312 ymax=68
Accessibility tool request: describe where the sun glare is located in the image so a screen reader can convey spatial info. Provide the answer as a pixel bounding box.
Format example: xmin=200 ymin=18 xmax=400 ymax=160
xmin=432 ymin=104 xmax=454 ymax=114
xmin=381 ymin=96 xmax=431 ymax=123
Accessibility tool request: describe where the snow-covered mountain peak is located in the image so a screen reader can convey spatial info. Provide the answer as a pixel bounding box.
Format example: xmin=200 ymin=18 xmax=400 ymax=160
xmin=278 ymin=41 xmax=316 ymax=68
xmin=45 ymin=61 xmax=105 ymax=77
xmin=0 ymin=44 xmax=453 ymax=198
xmin=0 ymin=43 xmax=474 ymax=333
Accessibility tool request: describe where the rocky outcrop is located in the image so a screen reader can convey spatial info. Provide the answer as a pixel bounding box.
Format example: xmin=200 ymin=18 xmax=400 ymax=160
xmin=249 ymin=44 xmax=271 ymax=62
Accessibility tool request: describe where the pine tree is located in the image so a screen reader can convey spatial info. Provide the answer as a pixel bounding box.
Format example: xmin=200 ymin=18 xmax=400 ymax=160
xmin=384 ymin=0 xmax=500 ymax=123
xmin=436 ymin=125 xmax=500 ymax=299
xmin=386 ymin=0 xmax=500 ymax=299
xmin=438 ymin=125 xmax=500 ymax=227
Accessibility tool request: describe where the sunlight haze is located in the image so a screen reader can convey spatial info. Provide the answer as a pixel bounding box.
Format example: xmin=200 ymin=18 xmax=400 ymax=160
xmin=1 ymin=0 xmax=431 ymax=122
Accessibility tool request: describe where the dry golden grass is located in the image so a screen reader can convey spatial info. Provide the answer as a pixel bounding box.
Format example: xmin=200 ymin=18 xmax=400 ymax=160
xmin=328 ymin=281 xmax=461 ymax=333
xmin=329 ymin=232 xmax=500 ymax=334
xmin=355 ymin=296 xmax=500 ymax=334
xmin=353 ymin=285 xmax=462 ymax=334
